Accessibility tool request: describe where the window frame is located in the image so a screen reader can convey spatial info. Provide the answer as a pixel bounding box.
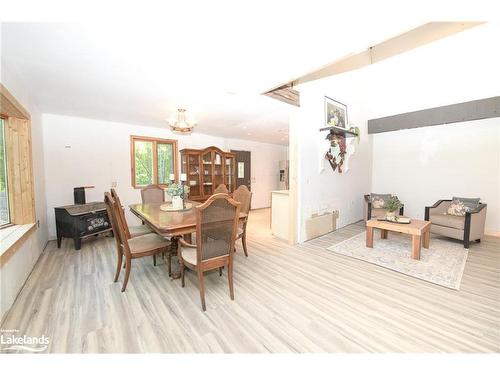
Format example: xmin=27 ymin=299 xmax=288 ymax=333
xmin=0 ymin=84 xmax=36 ymax=231
xmin=0 ymin=116 xmax=11 ymax=228
xmin=130 ymin=135 xmax=178 ymax=188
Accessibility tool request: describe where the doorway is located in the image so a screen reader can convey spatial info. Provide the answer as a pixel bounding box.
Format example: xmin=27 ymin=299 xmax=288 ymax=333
xmin=231 ymin=150 xmax=251 ymax=190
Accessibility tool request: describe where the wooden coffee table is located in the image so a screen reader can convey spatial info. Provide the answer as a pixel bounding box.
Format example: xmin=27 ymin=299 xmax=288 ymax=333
xmin=366 ymin=218 xmax=431 ymax=260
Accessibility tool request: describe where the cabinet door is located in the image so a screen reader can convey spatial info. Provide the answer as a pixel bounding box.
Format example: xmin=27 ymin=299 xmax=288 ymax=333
xmin=201 ymin=150 xmax=213 ymax=197
xmin=181 ymin=152 xmax=187 ymax=176
xmin=213 ymin=150 xmax=224 ymax=190
xmin=225 ymin=156 xmax=235 ymax=192
xmin=187 ymin=153 xmax=201 ymax=198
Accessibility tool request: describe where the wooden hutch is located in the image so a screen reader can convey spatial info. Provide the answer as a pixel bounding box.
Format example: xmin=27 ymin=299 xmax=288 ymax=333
xmin=179 ymin=146 xmax=236 ymax=201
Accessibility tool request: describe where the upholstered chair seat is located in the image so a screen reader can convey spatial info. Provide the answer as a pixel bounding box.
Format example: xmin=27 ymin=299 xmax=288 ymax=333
xmin=425 ymin=198 xmax=487 ymax=248
xmin=127 ymin=233 xmax=171 ymax=255
xmin=430 ymin=213 xmax=465 ymax=230
xmin=129 ymin=225 xmax=153 ymax=237
xmin=179 ymin=245 xmax=198 ymax=265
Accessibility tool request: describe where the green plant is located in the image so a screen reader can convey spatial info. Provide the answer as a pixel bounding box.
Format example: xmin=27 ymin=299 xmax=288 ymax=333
xmin=349 ymin=125 xmax=360 ymax=144
xmin=383 ymin=196 xmax=403 ymax=212
xmin=166 ymin=183 xmax=190 ymax=197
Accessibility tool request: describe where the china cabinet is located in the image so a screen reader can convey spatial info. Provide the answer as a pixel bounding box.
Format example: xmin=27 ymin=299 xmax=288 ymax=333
xmin=180 ymin=146 xmax=235 ymax=201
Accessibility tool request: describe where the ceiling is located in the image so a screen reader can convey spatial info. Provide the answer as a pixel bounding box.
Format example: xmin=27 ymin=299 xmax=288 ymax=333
xmin=0 ymin=5 xmax=432 ymax=145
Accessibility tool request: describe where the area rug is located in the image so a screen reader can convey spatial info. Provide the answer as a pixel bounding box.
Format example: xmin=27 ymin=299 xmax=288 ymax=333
xmin=327 ymin=232 xmax=468 ymax=290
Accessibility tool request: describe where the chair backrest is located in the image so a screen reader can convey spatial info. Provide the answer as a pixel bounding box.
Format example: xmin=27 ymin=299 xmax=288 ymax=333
xmin=104 ymin=192 xmax=123 ymax=250
xmin=213 ymin=184 xmax=229 ymax=194
xmin=110 ymin=188 xmax=122 ymax=207
xmin=141 ymin=184 xmax=165 ymax=204
xmin=110 ymin=188 xmax=131 ymax=240
xmin=195 ymin=193 xmax=240 ymax=263
xmin=108 ymin=192 xmax=134 ymax=258
xmin=232 ymin=185 xmax=252 ymax=214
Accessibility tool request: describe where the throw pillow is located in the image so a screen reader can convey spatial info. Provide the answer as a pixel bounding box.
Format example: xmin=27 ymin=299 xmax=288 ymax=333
xmin=371 ymin=193 xmax=392 ymax=209
xmin=446 ymin=197 xmax=480 ymax=216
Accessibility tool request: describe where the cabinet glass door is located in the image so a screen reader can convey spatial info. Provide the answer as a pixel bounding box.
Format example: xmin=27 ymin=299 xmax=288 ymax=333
xmin=201 ymin=151 xmax=213 ymax=196
xmin=213 ymin=150 xmax=224 ymax=190
xmin=225 ymin=156 xmax=235 ymax=192
xmin=187 ymin=153 xmax=201 ymax=198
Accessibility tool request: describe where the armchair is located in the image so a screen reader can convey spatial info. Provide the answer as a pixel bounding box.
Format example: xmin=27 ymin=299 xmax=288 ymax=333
xmin=425 ymin=199 xmax=487 ymax=248
xmin=364 ymin=194 xmax=404 ymax=221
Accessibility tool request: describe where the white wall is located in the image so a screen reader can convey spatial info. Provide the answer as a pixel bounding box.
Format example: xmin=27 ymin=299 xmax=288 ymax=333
xmin=290 ymin=22 xmax=500 ymax=242
xmin=371 ymin=119 xmax=500 ymax=233
xmin=366 ymin=22 xmax=500 ymax=233
xmin=0 ymin=59 xmax=49 ymax=321
xmin=42 ymin=114 xmax=287 ymax=239
xmin=292 ymin=68 xmax=373 ymax=243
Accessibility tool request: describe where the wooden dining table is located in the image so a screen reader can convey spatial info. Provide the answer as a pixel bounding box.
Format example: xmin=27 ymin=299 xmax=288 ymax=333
xmin=129 ymin=200 xmax=247 ymax=278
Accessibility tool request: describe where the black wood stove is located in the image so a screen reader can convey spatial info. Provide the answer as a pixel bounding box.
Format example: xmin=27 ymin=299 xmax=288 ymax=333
xmin=55 ymin=187 xmax=112 ymax=250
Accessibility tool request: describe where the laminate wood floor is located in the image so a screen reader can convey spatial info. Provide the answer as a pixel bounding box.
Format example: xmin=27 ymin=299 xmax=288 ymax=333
xmin=1 ymin=209 xmax=499 ymax=353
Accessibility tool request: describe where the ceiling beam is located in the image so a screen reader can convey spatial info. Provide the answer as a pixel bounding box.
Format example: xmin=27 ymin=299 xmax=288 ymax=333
xmin=264 ymin=22 xmax=484 ymax=94
xmin=368 ymin=96 xmax=500 ymax=134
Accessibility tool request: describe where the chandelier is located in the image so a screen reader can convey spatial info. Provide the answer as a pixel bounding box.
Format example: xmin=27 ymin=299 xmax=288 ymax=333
xmin=168 ymin=108 xmax=196 ymax=133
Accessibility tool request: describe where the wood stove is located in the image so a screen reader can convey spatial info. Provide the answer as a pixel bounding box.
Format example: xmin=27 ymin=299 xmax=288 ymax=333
xmin=54 ymin=187 xmax=112 ymax=250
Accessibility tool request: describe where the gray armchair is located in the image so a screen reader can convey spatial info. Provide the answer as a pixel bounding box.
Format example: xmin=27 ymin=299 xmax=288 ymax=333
xmin=425 ymin=200 xmax=487 ymax=248
xmin=364 ymin=194 xmax=404 ymax=221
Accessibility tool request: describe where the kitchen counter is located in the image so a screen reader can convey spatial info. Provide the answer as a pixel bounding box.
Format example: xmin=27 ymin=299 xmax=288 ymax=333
xmin=271 ymin=190 xmax=290 ymax=240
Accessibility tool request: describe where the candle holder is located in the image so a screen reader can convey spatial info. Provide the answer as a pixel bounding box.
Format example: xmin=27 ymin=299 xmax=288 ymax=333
xmin=180 ymin=181 xmax=186 ymax=210
xmin=180 ymin=173 xmax=187 ymax=210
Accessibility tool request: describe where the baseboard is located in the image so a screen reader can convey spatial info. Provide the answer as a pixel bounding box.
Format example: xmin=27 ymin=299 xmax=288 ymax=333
xmin=484 ymin=229 xmax=500 ymax=237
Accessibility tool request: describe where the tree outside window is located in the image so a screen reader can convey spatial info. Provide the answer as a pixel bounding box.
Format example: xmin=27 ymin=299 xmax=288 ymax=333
xmin=131 ymin=136 xmax=177 ymax=188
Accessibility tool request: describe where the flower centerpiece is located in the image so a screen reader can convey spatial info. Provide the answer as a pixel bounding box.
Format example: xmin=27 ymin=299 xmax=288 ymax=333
xmin=166 ymin=183 xmax=190 ymax=210
xmin=383 ymin=196 xmax=403 ymax=220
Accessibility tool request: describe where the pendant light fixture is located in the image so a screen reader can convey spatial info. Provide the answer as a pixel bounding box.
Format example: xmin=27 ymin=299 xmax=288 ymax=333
xmin=168 ymin=108 xmax=196 ymax=133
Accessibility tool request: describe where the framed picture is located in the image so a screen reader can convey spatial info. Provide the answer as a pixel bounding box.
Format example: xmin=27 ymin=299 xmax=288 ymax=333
xmin=325 ymin=96 xmax=347 ymax=128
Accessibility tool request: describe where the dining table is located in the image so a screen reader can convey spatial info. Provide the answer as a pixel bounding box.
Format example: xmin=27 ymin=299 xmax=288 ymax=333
xmin=129 ymin=200 xmax=247 ymax=278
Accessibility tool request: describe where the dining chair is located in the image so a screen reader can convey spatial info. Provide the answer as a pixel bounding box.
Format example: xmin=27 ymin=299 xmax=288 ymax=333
xmin=105 ymin=192 xmax=172 ymax=292
xmin=140 ymin=184 xmax=166 ymax=224
xmin=141 ymin=184 xmax=165 ymax=203
xmin=178 ymin=193 xmax=240 ymax=311
xmin=110 ymin=188 xmax=153 ymax=237
xmin=232 ymin=185 xmax=252 ymax=257
xmin=213 ymin=184 xmax=229 ymax=194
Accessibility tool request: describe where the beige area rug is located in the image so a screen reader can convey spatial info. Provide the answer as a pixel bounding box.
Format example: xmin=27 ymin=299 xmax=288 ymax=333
xmin=327 ymin=232 xmax=468 ymax=290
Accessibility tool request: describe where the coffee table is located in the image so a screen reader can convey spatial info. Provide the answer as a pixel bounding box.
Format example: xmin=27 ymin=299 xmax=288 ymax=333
xmin=365 ymin=218 xmax=431 ymax=260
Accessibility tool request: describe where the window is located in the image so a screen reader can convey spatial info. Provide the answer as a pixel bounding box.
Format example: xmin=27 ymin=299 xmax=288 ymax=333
xmin=0 ymin=118 xmax=9 ymax=226
xmin=130 ymin=136 xmax=178 ymax=188
xmin=0 ymin=84 xmax=36 ymax=229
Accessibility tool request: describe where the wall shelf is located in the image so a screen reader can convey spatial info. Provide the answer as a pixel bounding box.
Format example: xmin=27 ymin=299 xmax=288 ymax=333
xmin=319 ymin=125 xmax=357 ymax=137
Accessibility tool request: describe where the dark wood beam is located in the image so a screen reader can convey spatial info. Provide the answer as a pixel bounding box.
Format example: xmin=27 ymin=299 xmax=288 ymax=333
xmin=368 ymin=96 xmax=500 ymax=134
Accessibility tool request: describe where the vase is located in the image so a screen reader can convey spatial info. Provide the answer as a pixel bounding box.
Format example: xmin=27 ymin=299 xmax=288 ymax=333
xmin=386 ymin=210 xmax=396 ymax=220
xmin=172 ymin=196 xmax=183 ymax=210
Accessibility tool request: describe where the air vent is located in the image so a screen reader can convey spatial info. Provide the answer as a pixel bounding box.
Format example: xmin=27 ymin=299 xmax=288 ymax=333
xmin=263 ymin=84 xmax=300 ymax=107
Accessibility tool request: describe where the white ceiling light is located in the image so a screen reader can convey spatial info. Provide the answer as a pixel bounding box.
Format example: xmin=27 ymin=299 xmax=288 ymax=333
xmin=168 ymin=108 xmax=196 ymax=134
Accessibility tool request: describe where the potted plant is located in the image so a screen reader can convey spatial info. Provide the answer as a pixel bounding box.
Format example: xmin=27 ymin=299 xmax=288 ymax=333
xmin=166 ymin=183 xmax=190 ymax=210
xmin=383 ymin=196 xmax=403 ymax=220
